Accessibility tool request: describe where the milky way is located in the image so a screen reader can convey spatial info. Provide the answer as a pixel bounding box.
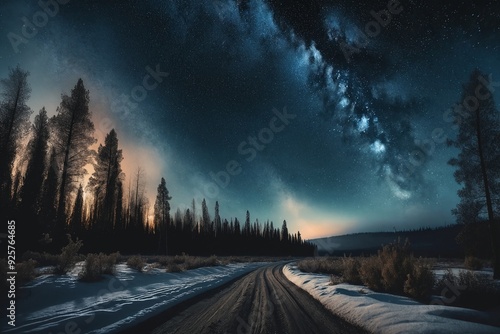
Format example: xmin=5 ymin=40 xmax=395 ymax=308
xmin=1 ymin=0 xmax=499 ymax=238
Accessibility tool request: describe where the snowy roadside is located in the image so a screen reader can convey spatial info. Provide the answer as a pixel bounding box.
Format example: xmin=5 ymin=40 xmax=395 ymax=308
xmin=283 ymin=263 xmax=500 ymax=334
xmin=4 ymin=262 xmax=269 ymax=334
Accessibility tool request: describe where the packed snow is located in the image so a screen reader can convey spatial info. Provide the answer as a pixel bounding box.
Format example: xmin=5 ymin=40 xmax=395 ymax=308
xmin=4 ymin=262 xmax=268 ymax=334
xmin=283 ymin=263 xmax=500 ymax=334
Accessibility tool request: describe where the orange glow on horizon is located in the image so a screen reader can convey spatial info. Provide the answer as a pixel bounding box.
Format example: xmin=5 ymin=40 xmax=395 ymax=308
xmin=280 ymin=194 xmax=355 ymax=240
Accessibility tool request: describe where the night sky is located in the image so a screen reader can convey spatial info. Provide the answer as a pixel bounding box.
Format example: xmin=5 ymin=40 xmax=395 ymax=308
xmin=1 ymin=0 xmax=499 ymax=239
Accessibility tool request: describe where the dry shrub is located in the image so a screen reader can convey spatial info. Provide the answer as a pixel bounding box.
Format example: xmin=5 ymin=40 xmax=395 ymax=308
xmin=22 ymin=251 xmax=59 ymax=267
xmin=183 ymin=255 xmax=218 ymax=270
xmin=454 ymin=270 xmax=499 ymax=310
xmin=404 ymin=258 xmax=434 ymax=301
xmin=341 ymin=256 xmax=362 ymax=284
xmin=127 ymin=255 xmax=145 ymax=272
xmin=79 ymin=252 xmax=119 ymax=281
xmin=359 ymin=256 xmax=383 ymax=291
xmin=17 ymin=260 xmax=37 ymax=285
xmin=166 ymin=263 xmax=183 ymax=273
xmin=464 ymin=256 xmax=483 ymax=270
xmin=358 ymin=238 xmax=434 ymax=300
xmin=55 ymin=236 xmax=83 ymax=275
xmin=297 ymin=257 xmax=343 ymax=275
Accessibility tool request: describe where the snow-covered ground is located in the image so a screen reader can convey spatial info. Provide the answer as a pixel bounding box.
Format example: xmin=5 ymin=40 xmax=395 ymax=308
xmin=4 ymin=262 xmax=268 ymax=334
xmin=284 ymin=263 xmax=500 ymax=334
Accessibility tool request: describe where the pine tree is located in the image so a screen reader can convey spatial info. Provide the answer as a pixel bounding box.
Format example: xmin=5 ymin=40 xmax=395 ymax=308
xmin=0 ymin=65 xmax=32 ymax=208
xmin=21 ymin=107 xmax=49 ymax=214
xmin=51 ymin=79 xmax=96 ymax=238
xmin=131 ymin=167 xmax=146 ymax=230
xmin=234 ymin=217 xmax=241 ymax=236
xmin=11 ymin=169 xmax=22 ymax=208
xmin=191 ymin=199 xmax=197 ymax=230
xmin=183 ymin=208 xmax=193 ymax=233
xmin=40 ymin=147 xmax=59 ymax=231
xmin=214 ymin=201 xmax=221 ymax=237
xmin=115 ymin=180 xmax=124 ymax=231
xmin=154 ymin=177 xmax=172 ymax=255
xmin=70 ymin=184 xmax=84 ymax=236
xmin=447 ymin=69 xmax=500 ymax=278
xmin=174 ymin=208 xmax=182 ymax=230
xmin=201 ymin=198 xmax=210 ymax=234
xmin=87 ymin=129 xmax=123 ymax=230
xmin=244 ymin=210 xmax=251 ymax=236
xmin=281 ymin=220 xmax=288 ymax=242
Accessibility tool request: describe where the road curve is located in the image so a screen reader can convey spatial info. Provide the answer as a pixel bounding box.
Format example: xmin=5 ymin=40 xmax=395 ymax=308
xmin=130 ymin=263 xmax=367 ymax=334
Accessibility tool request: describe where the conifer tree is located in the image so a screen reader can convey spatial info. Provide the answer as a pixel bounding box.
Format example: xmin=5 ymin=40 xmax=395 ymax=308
xmin=448 ymin=69 xmax=500 ymax=278
xmin=21 ymin=107 xmax=49 ymax=214
xmin=154 ymin=177 xmax=172 ymax=254
xmin=0 ymin=65 xmax=32 ymax=208
xmin=51 ymin=79 xmax=96 ymax=239
xmin=87 ymin=129 xmax=123 ymax=230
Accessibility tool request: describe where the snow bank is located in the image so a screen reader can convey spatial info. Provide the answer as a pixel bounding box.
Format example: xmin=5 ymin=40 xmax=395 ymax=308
xmin=4 ymin=262 xmax=268 ymax=334
xmin=283 ymin=264 xmax=500 ymax=334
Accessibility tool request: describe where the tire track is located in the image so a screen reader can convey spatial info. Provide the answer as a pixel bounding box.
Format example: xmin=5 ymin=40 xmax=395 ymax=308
xmin=132 ymin=263 xmax=367 ymax=334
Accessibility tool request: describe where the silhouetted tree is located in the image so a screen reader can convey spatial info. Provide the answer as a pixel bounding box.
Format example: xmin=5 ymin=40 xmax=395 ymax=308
xmin=448 ymin=69 xmax=500 ymax=278
xmin=174 ymin=208 xmax=182 ymax=230
xmin=87 ymin=129 xmax=123 ymax=231
xmin=115 ymin=180 xmax=124 ymax=230
xmin=21 ymin=107 xmax=49 ymax=214
xmin=51 ymin=78 xmax=96 ymax=242
xmin=201 ymin=198 xmax=210 ymax=234
xmin=214 ymin=201 xmax=221 ymax=237
xmin=244 ymin=210 xmax=251 ymax=236
xmin=154 ymin=177 xmax=172 ymax=255
xmin=70 ymin=184 xmax=84 ymax=236
xmin=40 ymin=147 xmax=59 ymax=232
xmin=10 ymin=169 xmax=22 ymax=208
xmin=183 ymin=208 xmax=193 ymax=233
xmin=0 ymin=65 xmax=32 ymax=209
xmin=129 ymin=167 xmax=147 ymax=232
xmin=281 ymin=220 xmax=288 ymax=242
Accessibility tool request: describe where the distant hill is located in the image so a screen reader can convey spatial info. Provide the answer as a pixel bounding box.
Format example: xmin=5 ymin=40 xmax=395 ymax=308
xmin=310 ymin=224 xmax=492 ymax=258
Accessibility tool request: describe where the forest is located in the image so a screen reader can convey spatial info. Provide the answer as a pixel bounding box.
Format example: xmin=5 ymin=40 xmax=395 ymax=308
xmin=0 ymin=66 xmax=316 ymax=256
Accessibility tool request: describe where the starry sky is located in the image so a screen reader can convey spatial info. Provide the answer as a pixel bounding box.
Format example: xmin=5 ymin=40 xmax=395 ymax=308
xmin=1 ymin=0 xmax=499 ymax=239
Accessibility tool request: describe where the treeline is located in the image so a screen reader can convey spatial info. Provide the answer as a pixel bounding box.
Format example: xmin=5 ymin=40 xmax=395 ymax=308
xmin=0 ymin=66 xmax=315 ymax=256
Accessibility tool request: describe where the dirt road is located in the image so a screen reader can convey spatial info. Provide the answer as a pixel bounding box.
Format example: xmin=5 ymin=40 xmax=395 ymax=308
xmin=127 ymin=263 xmax=367 ymax=334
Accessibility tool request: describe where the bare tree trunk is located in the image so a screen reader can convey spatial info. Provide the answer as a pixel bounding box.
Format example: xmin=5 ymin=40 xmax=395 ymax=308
xmin=475 ymin=109 xmax=499 ymax=278
xmin=56 ymin=111 xmax=76 ymax=242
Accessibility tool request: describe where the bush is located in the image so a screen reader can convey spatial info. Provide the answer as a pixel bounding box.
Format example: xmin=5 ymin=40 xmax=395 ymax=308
xmin=434 ymin=269 xmax=500 ymax=309
xmin=184 ymin=255 xmax=218 ymax=270
xmin=379 ymin=238 xmax=413 ymax=294
xmin=341 ymin=256 xmax=362 ymax=284
xmin=22 ymin=251 xmax=60 ymax=267
xmin=457 ymin=270 xmax=499 ymax=309
xmin=173 ymin=254 xmax=186 ymax=265
xmin=359 ymin=256 xmax=383 ymax=291
xmin=356 ymin=239 xmax=435 ymax=301
xmin=79 ymin=252 xmax=119 ymax=282
xmin=16 ymin=260 xmax=37 ymax=285
xmin=101 ymin=252 xmax=119 ymax=275
xmin=55 ymin=236 xmax=83 ymax=275
xmin=166 ymin=263 xmax=183 ymax=273
xmin=404 ymin=258 xmax=434 ymax=301
xmin=127 ymin=256 xmax=145 ymax=272
xmin=80 ymin=254 xmax=102 ymax=281
xmin=464 ymin=256 xmax=483 ymax=270
xmin=297 ymin=257 xmax=343 ymax=275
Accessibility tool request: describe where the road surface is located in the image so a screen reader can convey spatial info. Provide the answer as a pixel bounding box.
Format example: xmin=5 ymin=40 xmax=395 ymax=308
xmin=125 ymin=263 xmax=367 ymax=334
